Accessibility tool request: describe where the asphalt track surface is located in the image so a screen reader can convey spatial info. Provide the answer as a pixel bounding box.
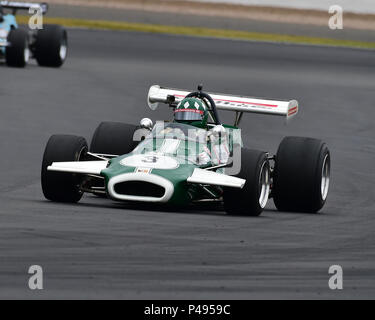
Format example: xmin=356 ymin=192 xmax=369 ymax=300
xmin=0 ymin=28 xmax=374 ymax=299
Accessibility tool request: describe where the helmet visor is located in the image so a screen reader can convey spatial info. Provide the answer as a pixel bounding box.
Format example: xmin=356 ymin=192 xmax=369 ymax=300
xmin=174 ymin=109 xmax=203 ymax=121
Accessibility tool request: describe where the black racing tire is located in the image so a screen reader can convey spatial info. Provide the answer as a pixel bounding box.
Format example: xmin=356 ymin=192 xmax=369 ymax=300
xmin=35 ymin=25 xmax=67 ymax=67
xmin=273 ymin=136 xmax=330 ymax=213
xmin=41 ymin=135 xmax=87 ymax=203
xmin=90 ymin=122 xmax=140 ymax=156
xmin=5 ymin=28 xmax=29 ymax=67
xmin=223 ymin=149 xmax=270 ymax=216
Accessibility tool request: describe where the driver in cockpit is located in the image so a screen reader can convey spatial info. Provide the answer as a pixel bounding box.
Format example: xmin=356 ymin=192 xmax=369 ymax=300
xmin=173 ymin=97 xmax=230 ymax=166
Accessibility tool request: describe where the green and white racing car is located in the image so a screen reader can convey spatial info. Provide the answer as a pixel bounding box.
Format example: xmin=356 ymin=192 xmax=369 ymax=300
xmin=41 ymin=85 xmax=330 ymax=216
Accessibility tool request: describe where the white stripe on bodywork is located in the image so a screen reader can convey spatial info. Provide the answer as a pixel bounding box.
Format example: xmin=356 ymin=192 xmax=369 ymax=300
xmin=120 ymin=154 xmax=179 ymax=170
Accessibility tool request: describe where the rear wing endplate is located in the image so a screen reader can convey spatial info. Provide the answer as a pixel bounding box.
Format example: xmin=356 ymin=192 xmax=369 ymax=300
xmin=147 ymin=85 xmax=298 ymax=122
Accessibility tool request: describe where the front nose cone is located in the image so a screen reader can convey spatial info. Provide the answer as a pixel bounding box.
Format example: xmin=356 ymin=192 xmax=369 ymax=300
xmin=107 ymin=172 xmax=174 ymax=203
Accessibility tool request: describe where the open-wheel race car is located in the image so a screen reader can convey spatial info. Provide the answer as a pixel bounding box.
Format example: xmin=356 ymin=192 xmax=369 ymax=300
xmin=0 ymin=1 xmax=67 ymax=67
xmin=41 ymin=85 xmax=330 ymax=216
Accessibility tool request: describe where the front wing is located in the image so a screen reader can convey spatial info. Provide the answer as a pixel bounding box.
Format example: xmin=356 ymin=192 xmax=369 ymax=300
xmin=47 ymin=161 xmax=245 ymax=189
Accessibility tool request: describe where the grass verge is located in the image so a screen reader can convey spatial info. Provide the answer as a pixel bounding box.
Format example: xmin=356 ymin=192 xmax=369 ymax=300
xmin=17 ymin=15 xmax=375 ymax=50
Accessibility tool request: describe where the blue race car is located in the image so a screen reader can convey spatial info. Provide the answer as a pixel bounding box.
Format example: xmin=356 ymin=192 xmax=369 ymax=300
xmin=0 ymin=1 xmax=67 ymax=67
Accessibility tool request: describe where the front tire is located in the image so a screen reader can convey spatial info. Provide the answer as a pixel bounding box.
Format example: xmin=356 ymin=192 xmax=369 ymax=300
xmin=273 ymin=136 xmax=330 ymax=213
xmin=90 ymin=122 xmax=140 ymax=156
xmin=5 ymin=29 xmax=29 ymax=67
xmin=223 ymin=149 xmax=270 ymax=216
xmin=41 ymin=135 xmax=87 ymax=202
xmin=35 ymin=25 xmax=67 ymax=67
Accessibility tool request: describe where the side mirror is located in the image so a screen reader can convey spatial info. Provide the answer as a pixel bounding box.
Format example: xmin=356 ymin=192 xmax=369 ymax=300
xmin=211 ymin=125 xmax=227 ymax=138
xmin=140 ymin=118 xmax=153 ymax=131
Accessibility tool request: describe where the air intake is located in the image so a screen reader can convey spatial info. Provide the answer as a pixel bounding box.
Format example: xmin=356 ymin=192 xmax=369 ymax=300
xmin=114 ymin=181 xmax=165 ymax=198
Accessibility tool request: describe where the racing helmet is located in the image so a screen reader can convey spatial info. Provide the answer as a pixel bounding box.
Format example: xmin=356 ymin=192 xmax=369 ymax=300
xmin=174 ymin=97 xmax=208 ymax=128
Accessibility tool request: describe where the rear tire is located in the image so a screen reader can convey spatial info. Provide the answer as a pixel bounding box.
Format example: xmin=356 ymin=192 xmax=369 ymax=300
xmin=90 ymin=122 xmax=139 ymax=156
xmin=41 ymin=135 xmax=87 ymax=202
xmin=5 ymin=28 xmax=29 ymax=67
xmin=273 ymin=136 xmax=330 ymax=213
xmin=223 ymin=149 xmax=270 ymax=216
xmin=35 ymin=25 xmax=67 ymax=67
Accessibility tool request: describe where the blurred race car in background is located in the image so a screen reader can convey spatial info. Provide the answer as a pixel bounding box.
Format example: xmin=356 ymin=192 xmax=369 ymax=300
xmin=0 ymin=1 xmax=67 ymax=67
xmin=41 ymin=85 xmax=331 ymax=216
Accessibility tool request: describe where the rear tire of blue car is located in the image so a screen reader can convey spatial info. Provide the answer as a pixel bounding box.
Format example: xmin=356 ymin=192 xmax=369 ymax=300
xmin=223 ymin=149 xmax=271 ymax=216
xmin=272 ymin=136 xmax=330 ymax=213
xmin=41 ymin=135 xmax=87 ymax=203
xmin=5 ymin=28 xmax=29 ymax=67
xmin=35 ymin=25 xmax=67 ymax=67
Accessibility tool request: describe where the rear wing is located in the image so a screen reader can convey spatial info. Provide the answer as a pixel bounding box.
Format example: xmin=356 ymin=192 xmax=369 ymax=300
xmin=0 ymin=1 xmax=48 ymax=14
xmin=147 ymin=85 xmax=298 ymax=124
